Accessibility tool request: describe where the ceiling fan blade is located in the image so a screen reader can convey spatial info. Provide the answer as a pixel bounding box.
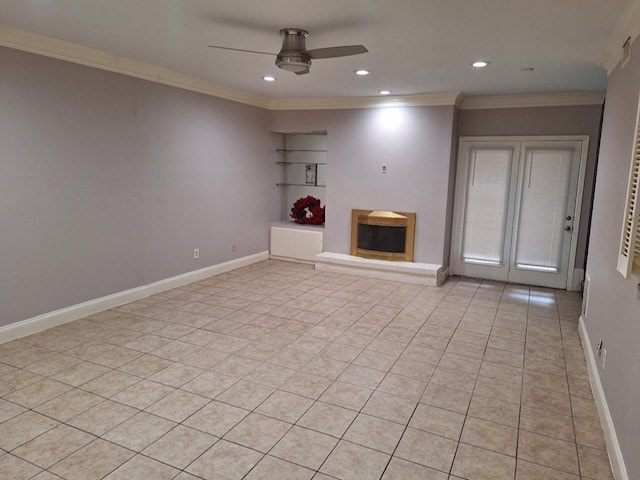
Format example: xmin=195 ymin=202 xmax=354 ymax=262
xmin=305 ymin=45 xmax=368 ymax=59
xmin=295 ymin=67 xmax=310 ymax=75
xmin=209 ymin=45 xmax=276 ymax=56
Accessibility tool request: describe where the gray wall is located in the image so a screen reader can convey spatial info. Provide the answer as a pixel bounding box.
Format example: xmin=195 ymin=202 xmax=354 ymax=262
xmin=583 ymin=37 xmax=640 ymax=480
xmin=458 ymin=104 xmax=603 ymax=269
xmin=0 ymin=47 xmax=281 ymax=328
xmin=269 ymin=106 xmax=457 ymax=266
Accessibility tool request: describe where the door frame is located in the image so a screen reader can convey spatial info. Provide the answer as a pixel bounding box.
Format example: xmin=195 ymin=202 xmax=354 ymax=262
xmin=450 ymin=135 xmax=589 ymax=290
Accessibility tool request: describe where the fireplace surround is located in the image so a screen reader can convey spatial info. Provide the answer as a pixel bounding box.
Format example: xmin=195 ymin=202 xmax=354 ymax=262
xmin=316 ymin=209 xmax=444 ymax=285
xmin=351 ymin=209 xmax=416 ymax=262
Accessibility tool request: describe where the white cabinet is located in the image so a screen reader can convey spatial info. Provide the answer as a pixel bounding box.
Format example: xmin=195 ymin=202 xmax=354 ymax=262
xmin=270 ymin=225 xmax=323 ymax=262
xmin=270 ymin=227 xmax=296 ymax=258
xmin=293 ymin=230 xmax=323 ymax=261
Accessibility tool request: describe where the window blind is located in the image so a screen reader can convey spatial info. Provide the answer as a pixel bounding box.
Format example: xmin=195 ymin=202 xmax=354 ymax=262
xmin=461 ymin=148 xmax=512 ymax=265
xmin=514 ymin=148 xmax=573 ymax=273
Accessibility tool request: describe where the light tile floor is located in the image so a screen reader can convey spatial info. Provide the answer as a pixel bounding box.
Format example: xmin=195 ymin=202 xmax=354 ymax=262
xmin=0 ymin=260 xmax=614 ymax=479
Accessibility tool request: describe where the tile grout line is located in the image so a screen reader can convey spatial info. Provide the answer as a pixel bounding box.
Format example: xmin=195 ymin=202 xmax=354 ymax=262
xmin=560 ymin=285 xmax=584 ymax=480
xmin=308 ymin=278 xmax=409 ymax=478
xmin=374 ymin=277 xmax=467 ymax=479
xmin=444 ymin=278 xmax=495 ymax=478
xmin=514 ymin=282 xmax=531 ymax=480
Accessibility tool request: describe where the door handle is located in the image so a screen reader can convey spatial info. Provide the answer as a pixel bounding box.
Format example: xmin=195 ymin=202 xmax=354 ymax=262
xmin=565 ymin=226 xmax=572 ymax=231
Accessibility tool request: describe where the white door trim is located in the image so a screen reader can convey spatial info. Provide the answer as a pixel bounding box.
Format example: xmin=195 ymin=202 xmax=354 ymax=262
xmin=566 ymin=136 xmax=589 ymax=291
xmin=451 ymin=135 xmax=589 ymax=290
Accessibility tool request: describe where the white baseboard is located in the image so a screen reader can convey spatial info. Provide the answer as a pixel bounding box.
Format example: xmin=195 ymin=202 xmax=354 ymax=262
xmin=0 ymin=251 xmax=269 ymax=345
xmin=438 ymin=267 xmax=449 ymax=285
xmin=578 ymin=315 xmax=629 ymax=480
xmin=269 ymin=255 xmax=315 ymax=265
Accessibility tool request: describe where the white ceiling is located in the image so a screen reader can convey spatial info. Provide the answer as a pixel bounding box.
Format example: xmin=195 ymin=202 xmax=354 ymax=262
xmin=0 ymin=0 xmax=630 ymax=99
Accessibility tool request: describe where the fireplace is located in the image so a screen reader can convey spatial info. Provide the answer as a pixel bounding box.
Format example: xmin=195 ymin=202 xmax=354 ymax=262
xmin=351 ymin=209 xmax=416 ymax=262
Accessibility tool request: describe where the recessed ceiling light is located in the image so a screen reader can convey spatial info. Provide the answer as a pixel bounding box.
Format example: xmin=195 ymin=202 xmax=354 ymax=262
xmin=355 ymin=69 xmax=370 ymax=76
xmin=379 ymin=90 xmax=391 ymax=95
xmin=262 ymin=76 xmax=276 ymax=82
xmin=472 ymin=61 xmax=490 ymax=68
xmin=521 ymin=67 xmax=534 ymax=72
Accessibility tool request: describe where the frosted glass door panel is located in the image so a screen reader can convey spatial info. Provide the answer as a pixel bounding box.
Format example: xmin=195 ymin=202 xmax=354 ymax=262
xmin=461 ymin=149 xmax=513 ymax=266
xmin=514 ymin=148 xmax=573 ymax=272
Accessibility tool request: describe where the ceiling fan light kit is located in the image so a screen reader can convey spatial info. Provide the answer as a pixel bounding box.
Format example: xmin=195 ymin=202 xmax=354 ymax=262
xmin=276 ymin=28 xmax=311 ymax=74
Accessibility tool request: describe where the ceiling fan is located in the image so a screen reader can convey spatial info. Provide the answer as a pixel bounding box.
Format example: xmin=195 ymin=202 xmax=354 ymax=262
xmin=209 ymin=28 xmax=368 ymax=75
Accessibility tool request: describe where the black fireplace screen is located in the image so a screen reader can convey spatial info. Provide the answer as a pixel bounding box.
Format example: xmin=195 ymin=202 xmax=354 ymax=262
xmin=357 ymin=224 xmax=407 ymax=253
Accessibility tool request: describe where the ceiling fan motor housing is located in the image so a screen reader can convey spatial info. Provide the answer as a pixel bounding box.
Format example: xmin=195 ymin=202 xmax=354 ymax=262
xmin=276 ymin=28 xmax=311 ymax=72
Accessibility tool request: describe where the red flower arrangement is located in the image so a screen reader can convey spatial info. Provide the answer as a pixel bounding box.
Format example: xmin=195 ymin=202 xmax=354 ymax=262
xmin=290 ymin=195 xmax=325 ymax=225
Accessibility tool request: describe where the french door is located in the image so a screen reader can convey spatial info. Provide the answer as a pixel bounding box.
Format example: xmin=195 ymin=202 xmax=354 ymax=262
xmin=450 ymin=136 xmax=588 ymax=289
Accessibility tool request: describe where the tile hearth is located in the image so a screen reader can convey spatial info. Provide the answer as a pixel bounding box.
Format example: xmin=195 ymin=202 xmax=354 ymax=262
xmin=0 ymin=260 xmax=612 ymax=479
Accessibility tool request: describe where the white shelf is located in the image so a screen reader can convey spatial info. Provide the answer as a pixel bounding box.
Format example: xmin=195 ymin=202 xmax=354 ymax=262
xmin=276 ymin=133 xmax=328 ymax=223
xmin=270 ymin=221 xmax=324 ymax=231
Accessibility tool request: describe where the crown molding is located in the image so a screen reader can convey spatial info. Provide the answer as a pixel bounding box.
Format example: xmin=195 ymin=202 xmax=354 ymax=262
xmin=0 ymin=26 xmax=604 ymax=113
xmin=0 ymin=25 xmax=268 ymax=109
xmin=0 ymin=26 xmax=461 ymax=112
xmin=598 ymin=0 xmax=640 ymax=74
xmin=459 ymin=91 xmax=606 ymax=110
xmin=266 ymin=92 xmax=462 ymax=110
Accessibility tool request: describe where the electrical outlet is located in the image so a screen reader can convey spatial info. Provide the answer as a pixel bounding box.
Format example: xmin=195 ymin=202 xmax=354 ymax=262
xmin=193 ymin=248 xmax=200 ymax=259
xmin=596 ymin=339 xmax=603 ymax=355
xmin=232 ymin=244 xmax=237 ymax=252
xmin=602 ymin=348 xmax=607 ymax=370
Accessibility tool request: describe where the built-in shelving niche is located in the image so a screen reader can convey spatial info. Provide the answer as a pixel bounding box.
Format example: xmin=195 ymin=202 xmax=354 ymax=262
xmin=275 ymin=132 xmax=327 ymax=223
